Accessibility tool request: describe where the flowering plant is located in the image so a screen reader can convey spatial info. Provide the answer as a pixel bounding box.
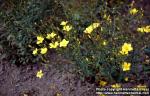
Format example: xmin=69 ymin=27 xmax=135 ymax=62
xmin=1 ymin=0 xmax=150 ymax=86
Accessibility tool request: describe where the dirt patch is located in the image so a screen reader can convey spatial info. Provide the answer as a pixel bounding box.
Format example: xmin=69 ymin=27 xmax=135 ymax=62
xmin=0 ymin=54 xmax=96 ymax=96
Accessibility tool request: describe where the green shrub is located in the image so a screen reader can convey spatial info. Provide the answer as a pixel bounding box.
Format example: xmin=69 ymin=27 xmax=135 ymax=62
xmin=56 ymin=1 xmax=147 ymax=83
xmin=0 ymin=0 xmax=65 ymax=65
xmin=30 ymin=0 xmax=150 ymax=83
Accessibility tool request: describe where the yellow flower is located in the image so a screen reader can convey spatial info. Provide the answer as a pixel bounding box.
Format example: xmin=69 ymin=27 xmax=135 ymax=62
xmin=84 ymin=23 xmax=100 ymax=34
xmin=122 ymin=62 xmax=131 ymax=71
xmin=36 ymin=36 xmax=44 ymax=44
xmin=60 ymin=21 xmax=68 ymax=26
xmin=99 ymin=80 xmax=107 ymax=87
xmin=144 ymin=26 xmax=150 ymax=32
xmin=46 ymin=32 xmax=56 ymax=39
xmin=32 ymin=48 xmax=38 ymax=55
xmin=120 ymin=43 xmax=133 ymax=55
xmin=40 ymin=47 xmax=48 ymax=54
xmin=63 ymin=25 xmax=72 ymax=31
xmin=129 ymin=8 xmax=138 ymax=15
xmin=36 ymin=70 xmax=44 ymax=78
xmin=49 ymin=42 xmax=59 ymax=48
xmin=102 ymin=41 xmax=107 ymax=46
xmin=59 ymin=39 xmax=69 ymax=47
xmin=125 ymin=77 xmax=129 ymax=81
xmin=111 ymin=83 xmax=121 ymax=88
xmin=137 ymin=28 xmax=144 ymax=33
xmin=137 ymin=25 xmax=150 ymax=33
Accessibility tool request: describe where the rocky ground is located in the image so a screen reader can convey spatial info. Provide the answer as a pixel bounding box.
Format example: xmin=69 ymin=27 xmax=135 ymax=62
xmin=0 ymin=54 xmax=96 ymax=96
